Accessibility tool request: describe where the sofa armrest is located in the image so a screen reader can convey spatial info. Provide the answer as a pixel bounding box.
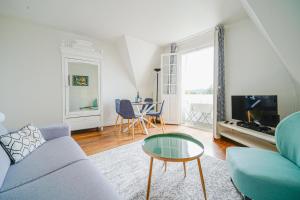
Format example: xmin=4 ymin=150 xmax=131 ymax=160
xmin=39 ymin=124 xmax=71 ymax=141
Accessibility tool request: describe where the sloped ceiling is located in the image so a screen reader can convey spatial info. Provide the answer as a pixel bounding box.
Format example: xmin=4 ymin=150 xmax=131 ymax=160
xmin=117 ymin=36 xmax=161 ymax=97
xmin=116 ymin=36 xmax=137 ymax=88
xmin=241 ymin=0 xmax=300 ymax=109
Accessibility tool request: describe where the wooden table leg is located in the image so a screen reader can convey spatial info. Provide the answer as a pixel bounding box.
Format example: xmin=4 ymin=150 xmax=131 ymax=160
xmin=197 ymin=158 xmax=207 ymax=200
xmin=183 ymin=162 xmax=186 ymax=178
xmin=146 ymin=157 xmax=154 ymax=200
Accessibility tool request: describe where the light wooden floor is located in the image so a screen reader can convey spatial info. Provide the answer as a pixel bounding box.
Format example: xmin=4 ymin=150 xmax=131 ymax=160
xmin=72 ymin=124 xmax=240 ymax=160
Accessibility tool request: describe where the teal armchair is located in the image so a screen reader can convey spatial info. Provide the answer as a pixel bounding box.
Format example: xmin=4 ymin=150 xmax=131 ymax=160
xmin=226 ymin=112 xmax=300 ymax=200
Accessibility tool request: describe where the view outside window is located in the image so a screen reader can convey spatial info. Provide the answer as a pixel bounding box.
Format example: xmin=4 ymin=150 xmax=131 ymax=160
xmin=181 ymin=46 xmax=214 ymax=130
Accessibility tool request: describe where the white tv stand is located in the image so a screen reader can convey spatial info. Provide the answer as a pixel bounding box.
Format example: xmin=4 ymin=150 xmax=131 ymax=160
xmin=217 ymin=121 xmax=276 ymax=151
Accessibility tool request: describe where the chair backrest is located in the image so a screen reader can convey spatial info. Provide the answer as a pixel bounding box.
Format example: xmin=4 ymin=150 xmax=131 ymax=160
xmin=142 ymin=98 xmax=153 ymax=111
xmin=119 ymin=100 xmax=135 ymax=119
xmin=158 ymin=100 xmax=165 ymax=115
xmin=115 ymin=99 xmax=121 ymax=114
xmin=275 ymin=111 xmax=300 ymax=167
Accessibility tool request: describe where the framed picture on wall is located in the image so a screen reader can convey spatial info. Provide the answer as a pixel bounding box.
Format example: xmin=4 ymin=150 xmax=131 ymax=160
xmin=72 ymin=75 xmax=89 ymax=86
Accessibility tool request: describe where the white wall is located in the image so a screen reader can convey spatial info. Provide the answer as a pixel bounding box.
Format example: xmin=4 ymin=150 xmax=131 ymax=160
xmin=0 ymin=16 xmax=136 ymax=128
xmin=125 ymin=35 xmax=161 ymax=98
xmin=241 ymin=0 xmax=300 ymax=110
xmin=224 ymin=18 xmax=297 ymax=120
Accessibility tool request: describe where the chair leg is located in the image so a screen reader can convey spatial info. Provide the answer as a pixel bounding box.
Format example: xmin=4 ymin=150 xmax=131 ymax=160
xmin=131 ymin=119 xmax=135 ymax=140
xmin=127 ymin=119 xmax=130 ymax=133
xmin=139 ymin=119 xmax=142 ymax=132
xmin=148 ymin=117 xmax=151 ymax=128
xmin=115 ymin=114 xmax=119 ymax=129
xmin=119 ymin=117 xmax=123 ymax=134
xmin=147 ymin=116 xmax=151 ymax=128
xmin=139 ymin=119 xmax=142 ymax=130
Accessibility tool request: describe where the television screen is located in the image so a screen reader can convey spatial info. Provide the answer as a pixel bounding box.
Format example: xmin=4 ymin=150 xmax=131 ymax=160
xmin=231 ymin=95 xmax=279 ymax=127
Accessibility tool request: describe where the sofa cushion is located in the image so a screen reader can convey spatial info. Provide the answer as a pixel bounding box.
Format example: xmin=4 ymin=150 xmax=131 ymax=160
xmin=0 ymin=124 xmax=46 ymax=163
xmin=40 ymin=124 xmax=70 ymax=141
xmin=0 ymin=160 xmax=120 ymax=200
xmin=0 ymin=136 xmax=87 ymax=192
xmin=0 ymin=123 xmax=10 ymax=189
xmin=227 ymin=147 xmax=300 ymax=200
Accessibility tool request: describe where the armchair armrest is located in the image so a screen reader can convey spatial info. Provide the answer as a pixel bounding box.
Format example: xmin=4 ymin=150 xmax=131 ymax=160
xmin=39 ymin=124 xmax=71 ymax=141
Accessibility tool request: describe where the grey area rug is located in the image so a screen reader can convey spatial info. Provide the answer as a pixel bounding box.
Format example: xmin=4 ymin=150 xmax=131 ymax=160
xmin=89 ymin=141 xmax=242 ymax=200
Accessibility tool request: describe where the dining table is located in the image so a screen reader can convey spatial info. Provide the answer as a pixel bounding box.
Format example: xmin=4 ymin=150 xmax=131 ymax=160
xmin=122 ymin=101 xmax=161 ymax=135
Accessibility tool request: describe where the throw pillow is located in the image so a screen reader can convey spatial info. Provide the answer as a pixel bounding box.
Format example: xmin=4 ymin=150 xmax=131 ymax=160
xmin=0 ymin=124 xmax=46 ymax=164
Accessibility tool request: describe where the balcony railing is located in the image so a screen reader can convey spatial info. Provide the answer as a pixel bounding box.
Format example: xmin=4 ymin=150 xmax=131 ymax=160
xmin=182 ymin=94 xmax=213 ymax=129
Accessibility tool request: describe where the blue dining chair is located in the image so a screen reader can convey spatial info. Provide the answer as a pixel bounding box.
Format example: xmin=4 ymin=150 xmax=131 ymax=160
xmin=119 ymin=99 xmax=142 ymax=139
xmin=114 ymin=99 xmax=121 ymax=129
xmin=141 ymin=98 xmax=154 ymax=113
xmin=146 ymin=100 xmax=165 ymax=133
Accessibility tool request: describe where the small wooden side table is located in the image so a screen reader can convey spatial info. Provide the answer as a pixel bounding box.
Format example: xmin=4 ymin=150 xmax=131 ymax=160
xmin=142 ymin=133 xmax=207 ymax=200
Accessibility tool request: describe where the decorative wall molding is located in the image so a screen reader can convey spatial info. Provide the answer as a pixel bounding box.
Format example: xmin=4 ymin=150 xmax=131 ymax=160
xmin=61 ymin=39 xmax=103 ymax=60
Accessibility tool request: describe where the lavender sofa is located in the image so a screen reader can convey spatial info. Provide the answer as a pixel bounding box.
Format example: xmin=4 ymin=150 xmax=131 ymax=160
xmin=0 ymin=115 xmax=119 ymax=200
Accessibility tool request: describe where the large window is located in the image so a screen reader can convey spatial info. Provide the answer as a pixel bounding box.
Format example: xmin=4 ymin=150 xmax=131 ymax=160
xmin=181 ymin=46 xmax=214 ymax=130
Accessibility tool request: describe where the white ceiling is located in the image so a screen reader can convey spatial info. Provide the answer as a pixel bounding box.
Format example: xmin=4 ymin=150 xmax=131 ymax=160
xmin=0 ymin=0 xmax=247 ymax=45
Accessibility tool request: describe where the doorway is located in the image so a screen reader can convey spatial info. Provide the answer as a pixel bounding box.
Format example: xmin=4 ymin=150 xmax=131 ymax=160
xmin=181 ymin=46 xmax=214 ymax=131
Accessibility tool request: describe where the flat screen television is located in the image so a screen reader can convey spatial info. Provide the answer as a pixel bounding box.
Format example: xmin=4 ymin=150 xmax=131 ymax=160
xmin=231 ymin=95 xmax=279 ymax=127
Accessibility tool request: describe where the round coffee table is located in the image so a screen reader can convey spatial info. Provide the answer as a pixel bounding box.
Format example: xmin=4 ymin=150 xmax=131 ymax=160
xmin=142 ymin=133 xmax=207 ymax=200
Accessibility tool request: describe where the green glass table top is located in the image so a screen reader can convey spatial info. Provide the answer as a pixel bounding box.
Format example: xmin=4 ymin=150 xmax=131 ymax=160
xmin=142 ymin=133 xmax=204 ymax=161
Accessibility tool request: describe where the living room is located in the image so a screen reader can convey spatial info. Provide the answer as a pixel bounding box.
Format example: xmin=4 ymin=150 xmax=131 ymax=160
xmin=0 ymin=0 xmax=299 ymax=200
